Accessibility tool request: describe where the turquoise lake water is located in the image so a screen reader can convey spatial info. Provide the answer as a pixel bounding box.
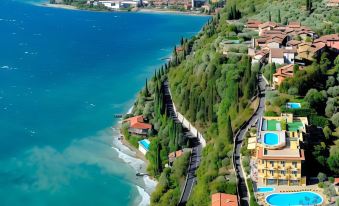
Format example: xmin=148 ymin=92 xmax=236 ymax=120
xmin=0 ymin=1 xmax=208 ymax=205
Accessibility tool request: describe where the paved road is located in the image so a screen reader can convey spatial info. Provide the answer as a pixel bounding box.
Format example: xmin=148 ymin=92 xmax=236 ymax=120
xmin=163 ymin=81 xmax=201 ymax=206
xmin=233 ymin=73 xmax=266 ymax=206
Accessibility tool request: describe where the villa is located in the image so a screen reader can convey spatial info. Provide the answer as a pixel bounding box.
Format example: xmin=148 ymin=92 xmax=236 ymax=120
xmin=269 ymin=48 xmax=296 ymax=65
xmin=123 ymin=115 xmax=152 ymax=136
xmin=254 ymin=113 xmax=308 ymax=186
xmin=211 ymin=193 xmax=238 ymax=206
xmin=272 ymin=64 xmax=294 ymax=87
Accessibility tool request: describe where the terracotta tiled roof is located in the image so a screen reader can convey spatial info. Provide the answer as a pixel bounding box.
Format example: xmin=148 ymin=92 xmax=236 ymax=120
xmin=168 ymin=150 xmax=184 ymax=159
xmin=246 ymin=19 xmax=262 ymax=28
xmin=287 ymin=40 xmax=301 ymax=46
xmin=211 ymin=193 xmax=238 ymax=206
xmin=256 ymin=38 xmax=267 ymax=43
xmin=123 ymin=115 xmax=152 ymax=130
xmin=288 ymin=21 xmax=301 ymax=28
xmin=311 ymin=42 xmax=326 ymax=53
xmin=259 ymin=21 xmax=278 ymax=29
xmin=273 ymin=64 xmax=294 ymax=78
xmin=270 ymin=48 xmax=284 ymax=58
xmin=315 ymin=34 xmax=339 ymax=42
xmin=334 ymin=178 xmax=339 ymax=185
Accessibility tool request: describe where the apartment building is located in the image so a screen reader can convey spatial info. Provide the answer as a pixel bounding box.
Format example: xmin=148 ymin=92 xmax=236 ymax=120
xmin=256 ymin=113 xmax=308 ymax=186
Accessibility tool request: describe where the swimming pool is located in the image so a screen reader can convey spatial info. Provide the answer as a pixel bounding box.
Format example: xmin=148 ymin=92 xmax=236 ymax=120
xmin=139 ymin=139 xmax=150 ymax=151
xmin=266 ymin=192 xmax=323 ymax=206
xmin=287 ymin=102 xmax=301 ymax=109
xmin=257 ymin=187 xmax=274 ymax=193
xmin=264 ymin=133 xmax=279 ymax=145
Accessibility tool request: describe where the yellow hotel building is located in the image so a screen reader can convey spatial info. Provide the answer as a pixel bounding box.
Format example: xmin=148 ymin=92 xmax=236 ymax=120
xmin=255 ymin=113 xmax=308 ymax=186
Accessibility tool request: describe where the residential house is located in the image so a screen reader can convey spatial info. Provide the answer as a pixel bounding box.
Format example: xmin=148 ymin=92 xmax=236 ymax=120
xmin=273 ymin=64 xmax=295 ymax=87
xmin=266 ymin=37 xmax=284 ymax=49
xmin=258 ymin=22 xmax=278 ymax=36
xmin=297 ymin=42 xmax=326 ymax=61
xmin=256 ymin=114 xmax=308 ymax=186
xmin=327 ymin=0 xmax=339 ymax=7
xmin=269 ymin=48 xmax=284 ymax=64
xmin=246 ymin=19 xmax=262 ymax=31
xmin=314 ymin=34 xmax=339 ymax=52
xmin=168 ymin=148 xmax=191 ymax=166
xmin=286 ymin=40 xmax=301 ymax=49
xmin=283 ymin=48 xmax=297 ymax=64
xmin=138 ymin=139 xmax=150 ymax=155
xmin=211 ymin=193 xmax=238 ymax=206
xmin=252 ymin=49 xmax=269 ymax=64
xmin=123 ymin=115 xmax=152 ymax=136
xmin=98 ymin=0 xmax=121 ymax=9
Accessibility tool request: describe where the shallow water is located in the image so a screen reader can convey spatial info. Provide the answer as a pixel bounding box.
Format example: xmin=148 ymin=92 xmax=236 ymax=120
xmin=0 ymin=1 xmax=208 ymax=205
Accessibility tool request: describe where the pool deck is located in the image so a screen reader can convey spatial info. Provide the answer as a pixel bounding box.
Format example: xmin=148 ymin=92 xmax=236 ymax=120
xmin=255 ymin=185 xmax=326 ymax=206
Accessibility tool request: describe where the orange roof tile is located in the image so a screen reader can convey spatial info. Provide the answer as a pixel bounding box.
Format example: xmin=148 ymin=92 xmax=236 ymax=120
xmin=211 ymin=193 xmax=238 ymax=206
xmin=259 ymin=21 xmax=278 ymax=29
xmin=270 ymin=48 xmax=284 ymax=58
xmin=123 ymin=115 xmax=152 ymax=130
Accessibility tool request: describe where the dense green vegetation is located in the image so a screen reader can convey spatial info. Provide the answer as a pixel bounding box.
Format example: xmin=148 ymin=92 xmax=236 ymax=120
xmin=151 ymin=152 xmax=190 ymax=206
xmin=121 ymin=0 xmax=338 ymax=205
xmin=167 ymin=8 xmax=259 ymax=206
xmin=124 ymin=64 xmax=193 ymax=205
xmin=251 ymin=0 xmax=338 ymax=35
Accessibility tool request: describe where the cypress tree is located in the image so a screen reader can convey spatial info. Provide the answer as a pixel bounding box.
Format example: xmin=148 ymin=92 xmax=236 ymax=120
xmin=156 ymin=142 xmax=162 ymax=174
xmin=277 ymin=10 xmax=281 ymax=23
xmin=268 ymin=11 xmax=271 ymax=21
xmin=145 ymin=78 xmax=149 ymax=97
xmin=226 ymin=115 xmax=233 ymax=143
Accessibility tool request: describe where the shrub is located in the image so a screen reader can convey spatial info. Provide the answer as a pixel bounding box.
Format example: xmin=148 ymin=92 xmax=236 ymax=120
xmin=318 ymin=182 xmax=324 ymax=188
xmin=264 ymin=111 xmax=278 ymax=116
xmin=317 ymin=172 xmax=327 ymax=182
xmin=331 ymin=112 xmax=339 ymax=127
xmin=310 ymin=115 xmax=329 ymax=128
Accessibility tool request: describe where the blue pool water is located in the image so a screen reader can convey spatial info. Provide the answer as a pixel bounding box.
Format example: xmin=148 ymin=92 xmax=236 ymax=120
xmin=287 ymin=102 xmax=301 ymax=109
xmin=264 ymin=133 xmax=279 ymax=145
xmin=0 ymin=0 xmax=208 ymax=205
xmin=266 ymin=192 xmax=323 ymax=206
xmin=139 ymin=139 xmax=150 ymax=151
xmin=257 ymin=187 xmax=274 ymax=193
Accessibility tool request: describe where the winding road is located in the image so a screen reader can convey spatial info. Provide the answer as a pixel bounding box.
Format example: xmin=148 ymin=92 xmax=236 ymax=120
xmin=163 ymin=81 xmax=201 ymax=206
xmin=233 ymin=72 xmax=266 ymax=206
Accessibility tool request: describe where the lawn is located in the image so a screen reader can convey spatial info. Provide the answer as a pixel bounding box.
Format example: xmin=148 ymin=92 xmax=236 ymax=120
xmin=267 ymin=120 xmax=279 ymax=131
xmin=287 ymin=121 xmax=303 ymax=131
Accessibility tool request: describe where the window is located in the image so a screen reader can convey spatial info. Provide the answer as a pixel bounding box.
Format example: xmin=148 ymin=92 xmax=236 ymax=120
xmin=270 ymin=161 xmax=274 ymax=167
xmin=280 ymin=161 xmax=285 ymax=167
xmin=269 ymin=170 xmax=274 ymax=175
xmin=280 ymin=170 xmax=286 ymax=175
xmin=292 ymin=162 xmax=298 ymax=167
xmin=292 ymin=171 xmax=298 ymax=176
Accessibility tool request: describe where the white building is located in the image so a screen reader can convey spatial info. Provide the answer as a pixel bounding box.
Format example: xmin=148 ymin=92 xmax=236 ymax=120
xmin=269 ymin=48 xmax=296 ymax=65
xmin=98 ymin=0 xmax=121 ymax=9
xmin=283 ymin=49 xmax=296 ymax=64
